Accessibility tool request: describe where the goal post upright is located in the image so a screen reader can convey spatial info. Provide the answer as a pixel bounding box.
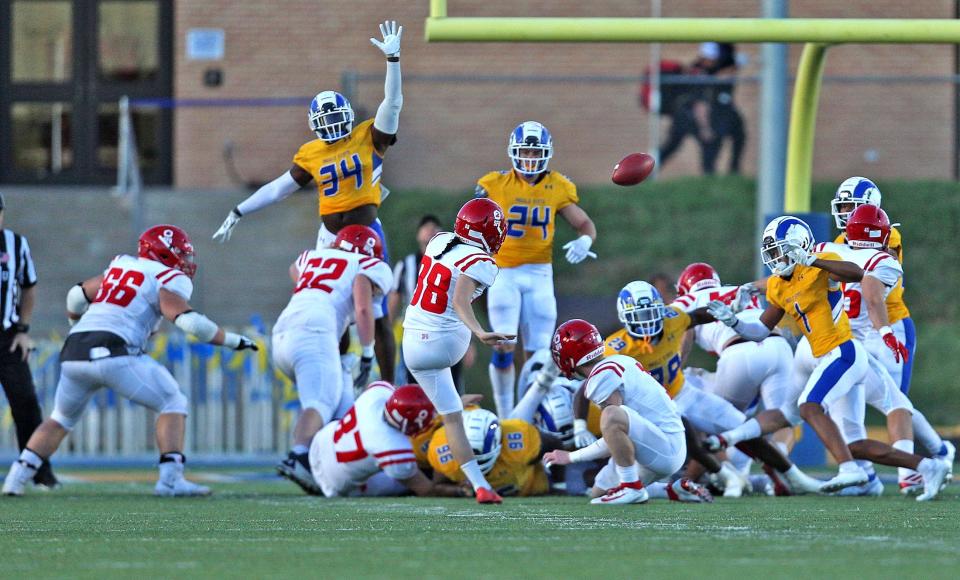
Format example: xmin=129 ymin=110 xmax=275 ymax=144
xmin=425 ymin=0 xmax=960 ymax=212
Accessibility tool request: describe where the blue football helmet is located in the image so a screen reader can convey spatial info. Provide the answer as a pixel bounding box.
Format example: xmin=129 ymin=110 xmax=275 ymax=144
xmin=831 ymin=176 xmax=882 ymax=229
xmin=464 ymin=408 xmax=502 ymax=474
xmin=508 ymin=121 xmax=553 ymax=176
xmin=617 ymin=281 xmax=665 ymax=338
xmin=309 ymin=91 xmax=354 ymax=142
xmin=534 ymin=381 xmax=577 ymax=450
xmin=761 ymin=216 xmax=815 ymax=277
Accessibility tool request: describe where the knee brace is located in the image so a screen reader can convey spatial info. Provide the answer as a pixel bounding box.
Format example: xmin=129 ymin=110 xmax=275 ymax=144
xmin=491 ymin=350 xmax=514 ymax=369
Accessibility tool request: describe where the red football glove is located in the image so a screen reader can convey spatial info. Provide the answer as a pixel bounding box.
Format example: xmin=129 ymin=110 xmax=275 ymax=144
xmin=881 ymin=327 xmax=909 ymax=364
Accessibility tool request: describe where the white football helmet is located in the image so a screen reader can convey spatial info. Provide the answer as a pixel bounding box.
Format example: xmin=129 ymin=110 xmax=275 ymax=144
xmin=617 ymin=281 xmax=665 ymax=338
xmin=831 ymin=176 xmax=882 ymax=229
xmin=464 ymin=408 xmax=502 ymax=474
xmin=761 ymin=216 xmax=815 ymax=277
xmin=309 ymin=91 xmax=354 ymax=142
xmin=534 ymin=382 xmax=576 ymax=449
xmin=508 ymin=121 xmax=553 ymax=176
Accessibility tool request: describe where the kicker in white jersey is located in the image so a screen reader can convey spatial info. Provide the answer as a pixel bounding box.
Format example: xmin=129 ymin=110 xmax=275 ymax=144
xmin=402 ymin=232 xmax=499 ymax=332
xmin=274 ymin=247 xmax=393 ymax=336
xmin=73 ymin=255 xmax=193 ymax=351
xmin=309 ymin=382 xmax=418 ymax=497
xmin=585 ymin=354 xmax=685 ymax=434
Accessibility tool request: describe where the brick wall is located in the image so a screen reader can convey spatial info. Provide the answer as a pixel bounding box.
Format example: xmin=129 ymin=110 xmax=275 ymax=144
xmin=174 ymin=1 xmax=956 ymax=190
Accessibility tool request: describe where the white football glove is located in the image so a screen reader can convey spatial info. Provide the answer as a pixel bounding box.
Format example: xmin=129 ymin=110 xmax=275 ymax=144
xmin=573 ymin=418 xmax=597 ymax=448
xmin=213 ymin=208 xmax=242 ymax=243
xmin=733 ymin=283 xmax=758 ymax=313
xmin=707 ymin=300 xmax=738 ymax=327
xmin=562 ymin=235 xmax=597 ymax=265
xmin=370 ymin=20 xmax=402 ymax=58
xmin=785 ymin=242 xmax=817 ymax=267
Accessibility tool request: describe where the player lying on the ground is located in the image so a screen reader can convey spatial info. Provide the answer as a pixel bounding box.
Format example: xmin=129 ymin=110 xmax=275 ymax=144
xmin=272 ymin=225 xmax=393 ymax=494
xmin=214 ymin=20 xmax=405 ymax=383
xmin=401 ymin=199 xmax=514 ymax=504
xmin=426 ymin=408 xmax=550 ymax=497
xmin=308 ymin=381 xmax=467 ymax=498
xmin=543 ymin=319 xmax=713 ymax=505
xmin=706 ymin=216 xmax=949 ymax=501
xmin=476 ymin=121 xmax=597 ymax=417
xmin=2 ymin=225 xmax=257 ymax=497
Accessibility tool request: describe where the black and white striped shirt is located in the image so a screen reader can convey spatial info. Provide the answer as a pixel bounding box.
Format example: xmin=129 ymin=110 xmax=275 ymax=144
xmin=0 ymin=229 xmax=38 ymax=330
xmin=392 ymin=252 xmax=422 ymax=304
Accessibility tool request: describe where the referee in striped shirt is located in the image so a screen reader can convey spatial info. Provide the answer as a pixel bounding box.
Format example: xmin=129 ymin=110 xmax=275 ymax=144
xmin=0 ymin=193 xmax=58 ymax=488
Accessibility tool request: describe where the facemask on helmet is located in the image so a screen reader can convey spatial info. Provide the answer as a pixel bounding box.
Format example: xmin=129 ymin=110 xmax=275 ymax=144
xmin=508 ymin=121 xmax=553 ymax=176
xmin=617 ymin=281 xmax=665 ymax=338
xmin=761 ymin=216 xmax=815 ymax=277
xmin=464 ymin=409 xmax=502 ymax=474
xmin=309 ymin=91 xmax=355 ymax=142
xmin=831 ymin=176 xmax=882 ymax=229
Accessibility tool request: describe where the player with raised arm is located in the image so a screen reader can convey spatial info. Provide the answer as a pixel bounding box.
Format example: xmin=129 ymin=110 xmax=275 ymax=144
xmin=213 ymin=21 xmax=404 ymax=383
xmin=476 ymin=122 xmax=597 ymax=418
xmin=706 ymin=216 xmax=949 ymax=500
xmin=308 ymin=382 xmax=466 ymax=498
xmin=273 ymin=225 xmax=393 ymax=494
xmin=401 ymin=198 xmax=514 ymax=504
xmin=831 ymin=176 xmax=916 ymax=393
xmin=2 ymin=226 xmax=257 ymax=497
xmin=542 ymin=320 xmax=711 ymax=505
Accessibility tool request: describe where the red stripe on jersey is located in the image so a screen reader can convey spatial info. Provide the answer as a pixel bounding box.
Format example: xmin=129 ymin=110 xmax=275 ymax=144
xmin=458 ymin=255 xmax=495 ymax=273
xmin=297 ymin=250 xmax=310 ymax=268
xmin=155 ymin=268 xmax=174 ymax=280
xmin=813 ymin=242 xmax=827 ymax=253
xmin=378 ymin=458 xmax=416 ymax=468
xmin=590 ymin=361 xmax=624 ymax=379
xmin=159 ymin=271 xmax=184 ymax=285
xmin=674 ymin=295 xmax=694 ymax=307
xmin=865 ymin=253 xmax=892 ymax=272
xmin=362 ymin=260 xmax=381 ymax=270
xmin=374 ymin=449 xmax=414 ymax=458
xmin=454 ymin=252 xmax=489 ymax=268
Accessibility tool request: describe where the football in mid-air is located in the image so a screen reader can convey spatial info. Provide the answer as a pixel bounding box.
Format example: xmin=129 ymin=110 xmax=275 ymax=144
xmin=611 ymin=153 xmax=655 ymax=186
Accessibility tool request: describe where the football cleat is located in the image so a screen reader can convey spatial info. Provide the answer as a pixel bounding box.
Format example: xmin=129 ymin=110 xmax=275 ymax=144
xmin=718 ymin=462 xmax=748 ymax=498
xmin=781 ymin=465 xmax=825 ymax=495
xmin=2 ymin=460 xmax=37 ymax=497
xmin=591 ymin=481 xmax=649 ymax=505
xmin=837 ymin=475 xmax=884 ymax=497
xmin=154 ymin=477 xmax=212 ymax=497
xmin=820 ymin=468 xmax=869 ymax=493
xmin=916 ymin=459 xmax=949 ymax=502
xmin=277 ymin=454 xmax=322 ymax=496
xmin=476 ymin=487 xmax=503 ymax=504
xmin=667 ymin=479 xmax=714 ymax=503
xmin=938 ymin=440 xmax=955 ymax=483
xmin=703 ymin=434 xmax=729 ymax=453
xmin=899 ymin=472 xmax=924 ymax=496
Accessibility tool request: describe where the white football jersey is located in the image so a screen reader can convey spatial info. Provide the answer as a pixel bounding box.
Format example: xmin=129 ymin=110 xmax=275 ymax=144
xmin=273 ymin=248 xmax=392 ymax=336
xmin=584 ymin=354 xmax=685 ymax=434
xmin=814 ymin=242 xmax=902 ymax=338
xmin=402 ymin=232 xmax=498 ymax=332
xmin=672 ymin=284 xmax=761 ymax=355
xmin=71 ymin=255 xmax=193 ymax=352
xmin=311 ymin=382 xmax=418 ymax=496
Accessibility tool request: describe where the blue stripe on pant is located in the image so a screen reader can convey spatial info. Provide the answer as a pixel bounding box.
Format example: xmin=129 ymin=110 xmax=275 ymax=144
xmin=804 ymin=340 xmax=856 ymax=404
xmin=369 ymin=218 xmax=390 ymax=315
xmin=900 ymin=317 xmax=916 ymax=394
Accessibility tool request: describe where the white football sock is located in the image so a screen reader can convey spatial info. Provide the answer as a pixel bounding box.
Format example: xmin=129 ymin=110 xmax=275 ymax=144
xmin=892 ymin=439 xmax=915 ymax=481
xmin=292 ymin=444 xmax=309 ymax=456
xmin=722 ymin=418 xmax=762 ymax=446
xmin=839 ymin=460 xmax=863 ymax=474
xmin=645 ymin=481 xmax=670 ymax=499
xmin=489 ymin=363 xmax=516 ymax=417
xmin=615 ymin=462 xmax=640 ymax=484
xmin=911 ymin=410 xmax=943 ymax=457
xmin=19 ymin=448 xmax=44 ymax=470
xmin=460 ymin=459 xmax=490 ymax=491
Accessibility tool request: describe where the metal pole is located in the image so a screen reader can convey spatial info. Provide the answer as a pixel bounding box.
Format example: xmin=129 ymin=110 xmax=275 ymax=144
xmin=648 ymin=0 xmax=662 ymax=177
xmin=784 ymin=42 xmax=829 ymax=213
xmin=756 ymin=0 xmax=789 ymax=277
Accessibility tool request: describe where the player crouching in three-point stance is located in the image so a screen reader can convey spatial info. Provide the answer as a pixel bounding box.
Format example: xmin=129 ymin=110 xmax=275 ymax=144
xmin=309 ymin=382 xmax=466 ymax=498
xmin=273 ymin=225 xmax=393 ymax=494
xmin=543 ymin=319 xmax=712 ymax=505
xmin=2 ymin=226 xmax=258 ymax=497
xmin=401 ymin=199 xmax=515 ymax=504
xmin=706 ymin=216 xmax=948 ymax=500
xmin=213 ymin=21 xmax=405 ymax=383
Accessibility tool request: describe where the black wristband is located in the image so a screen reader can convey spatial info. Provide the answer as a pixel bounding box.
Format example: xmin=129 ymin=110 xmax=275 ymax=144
xmin=386 ymin=56 xmax=400 ymax=62
xmin=13 ymin=323 xmax=29 ymax=334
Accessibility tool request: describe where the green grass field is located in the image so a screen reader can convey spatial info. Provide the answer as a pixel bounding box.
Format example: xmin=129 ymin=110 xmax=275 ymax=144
xmin=2 ymin=469 xmax=958 ymax=579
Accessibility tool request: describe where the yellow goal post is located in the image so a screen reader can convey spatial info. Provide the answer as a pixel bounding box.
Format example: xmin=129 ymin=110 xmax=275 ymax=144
xmin=425 ymin=0 xmax=960 ymax=212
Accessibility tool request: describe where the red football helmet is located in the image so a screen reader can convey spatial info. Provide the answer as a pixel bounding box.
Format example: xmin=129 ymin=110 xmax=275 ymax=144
xmin=138 ymin=225 xmax=197 ymax=278
xmin=676 ymin=262 xmax=721 ymax=296
xmin=454 ymin=198 xmax=507 ymax=254
xmin=384 ymin=384 xmax=437 ymax=435
xmin=552 ymin=319 xmax=606 ymax=378
xmin=333 ymin=224 xmax=383 ymax=259
xmin=845 ymin=204 xmax=891 ymax=250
